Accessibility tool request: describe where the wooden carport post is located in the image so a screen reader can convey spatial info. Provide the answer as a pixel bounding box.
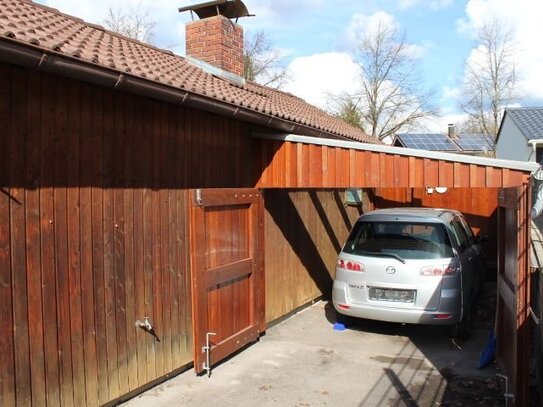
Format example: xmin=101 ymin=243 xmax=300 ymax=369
xmin=497 ymin=185 xmax=532 ymax=407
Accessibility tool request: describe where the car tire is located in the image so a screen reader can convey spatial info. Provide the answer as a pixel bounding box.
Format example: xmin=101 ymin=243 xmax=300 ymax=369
xmin=452 ymin=301 xmax=471 ymax=340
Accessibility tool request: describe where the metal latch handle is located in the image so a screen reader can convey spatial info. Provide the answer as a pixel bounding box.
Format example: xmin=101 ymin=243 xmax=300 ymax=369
xmin=202 ymin=332 xmax=216 ymax=377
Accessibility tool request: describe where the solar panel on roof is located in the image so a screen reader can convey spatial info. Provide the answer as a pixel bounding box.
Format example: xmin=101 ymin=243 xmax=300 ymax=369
xmin=454 ymin=134 xmax=494 ymax=152
xmin=397 ymin=134 xmax=459 ymax=151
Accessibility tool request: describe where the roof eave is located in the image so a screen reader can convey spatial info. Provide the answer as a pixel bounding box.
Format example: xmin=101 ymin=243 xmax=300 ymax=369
xmin=0 ymin=37 xmax=358 ymax=142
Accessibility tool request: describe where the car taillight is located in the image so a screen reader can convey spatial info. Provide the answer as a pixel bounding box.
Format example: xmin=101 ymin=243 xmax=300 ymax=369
xmin=337 ymin=259 xmax=363 ymax=272
xmin=420 ymin=262 xmax=459 ymax=276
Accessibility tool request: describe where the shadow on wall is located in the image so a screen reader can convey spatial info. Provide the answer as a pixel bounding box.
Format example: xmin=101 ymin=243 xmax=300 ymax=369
xmin=264 ymin=190 xmax=362 ymax=299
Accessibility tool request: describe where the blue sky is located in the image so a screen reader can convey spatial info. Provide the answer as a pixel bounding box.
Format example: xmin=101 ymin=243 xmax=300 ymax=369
xmin=39 ymin=0 xmax=543 ymax=132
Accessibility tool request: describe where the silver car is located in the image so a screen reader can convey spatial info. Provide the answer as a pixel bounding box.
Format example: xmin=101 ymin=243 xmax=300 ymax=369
xmin=332 ymin=208 xmax=485 ymax=338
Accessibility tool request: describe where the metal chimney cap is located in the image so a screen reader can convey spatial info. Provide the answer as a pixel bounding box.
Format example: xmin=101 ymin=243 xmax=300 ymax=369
xmin=178 ymin=0 xmax=253 ymax=20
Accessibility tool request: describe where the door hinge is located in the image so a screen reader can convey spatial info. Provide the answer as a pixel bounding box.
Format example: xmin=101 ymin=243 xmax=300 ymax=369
xmin=195 ymin=189 xmax=203 ymax=206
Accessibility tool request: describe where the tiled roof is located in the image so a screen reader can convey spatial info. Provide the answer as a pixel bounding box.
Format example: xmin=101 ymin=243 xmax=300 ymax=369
xmin=506 ymin=107 xmax=543 ymax=141
xmin=0 ymin=0 xmax=378 ymax=144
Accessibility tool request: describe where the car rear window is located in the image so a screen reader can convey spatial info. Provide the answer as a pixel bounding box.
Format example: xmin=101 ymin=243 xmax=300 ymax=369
xmin=343 ymin=221 xmax=454 ymax=259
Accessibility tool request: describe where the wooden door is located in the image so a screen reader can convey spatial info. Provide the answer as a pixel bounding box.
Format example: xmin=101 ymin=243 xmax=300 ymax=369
xmin=496 ymin=185 xmax=531 ymax=406
xmin=190 ymin=188 xmax=265 ymax=374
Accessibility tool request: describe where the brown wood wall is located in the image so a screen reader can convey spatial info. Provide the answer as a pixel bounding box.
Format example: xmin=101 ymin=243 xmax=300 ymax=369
xmin=264 ymin=190 xmax=362 ymax=322
xmin=0 ymin=63 xmax=259 ymax=406
xmin=257 ymin=140 xmax=530 ymax=188
xmin=373 ymin=188 xmax=500 ymax=264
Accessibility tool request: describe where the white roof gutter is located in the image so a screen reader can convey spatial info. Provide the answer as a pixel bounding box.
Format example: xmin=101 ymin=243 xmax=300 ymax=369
xmin=254 ymin=133 xmax=540 ymax=173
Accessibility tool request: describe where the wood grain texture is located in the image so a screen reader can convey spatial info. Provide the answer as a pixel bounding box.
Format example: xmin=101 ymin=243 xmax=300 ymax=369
xmin=0 ymin=65 xmax=230 ymax=405
xmin=264 ymin=190 xmax=361 ymax=322
xmin=256 ymin=140 xmax=530 ymax=188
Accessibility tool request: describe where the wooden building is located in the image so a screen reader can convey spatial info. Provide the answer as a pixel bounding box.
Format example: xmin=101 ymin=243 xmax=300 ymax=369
xmin=0 ymin=1 xmax=538 ymax=406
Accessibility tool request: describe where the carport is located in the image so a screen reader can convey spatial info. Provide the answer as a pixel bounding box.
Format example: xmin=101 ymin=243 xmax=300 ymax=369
xmin=252 ymin=132 xmax=538 ymax=406
xmin=0 ymin=2 xmax=539 ymax=406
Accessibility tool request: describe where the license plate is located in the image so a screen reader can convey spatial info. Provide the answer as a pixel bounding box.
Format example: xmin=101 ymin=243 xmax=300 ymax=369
xmin=368 ymin=287 xmax=415 ymax=303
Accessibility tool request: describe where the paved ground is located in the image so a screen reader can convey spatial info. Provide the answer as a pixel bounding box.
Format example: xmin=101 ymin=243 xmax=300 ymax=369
xmin=122 ymin=285 xmax=503 ymax=407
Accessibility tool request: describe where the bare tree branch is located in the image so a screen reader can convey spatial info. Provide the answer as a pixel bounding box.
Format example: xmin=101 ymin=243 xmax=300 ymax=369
xmin=328 ymin=22 xmax=438 ymax=140
xmin=460 ymin=19 xmax=518 ymax=138
xmin=243 ymin=30 xmax=289 ymax=89
xmin=103 ymin=2 xmax=156 ymax=43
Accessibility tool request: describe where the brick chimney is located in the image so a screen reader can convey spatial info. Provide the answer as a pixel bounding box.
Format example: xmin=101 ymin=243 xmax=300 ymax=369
xmin=185 ymin=15 xmax=244 ymax=77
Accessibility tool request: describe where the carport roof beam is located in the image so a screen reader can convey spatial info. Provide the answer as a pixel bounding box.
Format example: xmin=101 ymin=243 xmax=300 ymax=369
xmin=254 ymin=133 xmax=539 ymax=173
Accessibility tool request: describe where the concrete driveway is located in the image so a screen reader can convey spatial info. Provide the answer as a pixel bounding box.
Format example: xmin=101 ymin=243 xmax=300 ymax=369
xmin=122 ymin=287 xmax=503 ymax=407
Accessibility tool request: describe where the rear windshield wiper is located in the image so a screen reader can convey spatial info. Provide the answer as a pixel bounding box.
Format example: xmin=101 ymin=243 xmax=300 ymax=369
xmin=359 ymin=251 xmax=406 ymax=264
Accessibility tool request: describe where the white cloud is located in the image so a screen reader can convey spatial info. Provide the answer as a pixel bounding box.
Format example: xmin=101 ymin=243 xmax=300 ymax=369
xmin=342 ymin=11 xmax=397 ymax=51
xmin=283 ymin=52 xmax=361 ymax=109
xmin=398 ymin=0 xmax=453 ymax=10
xmin=442 ymin=85 xmax=461 ymax=100
xmin=459 ymin=0 xmax=543 ymax=100
xmin=419 ymin=112 xmax=468 ymax=133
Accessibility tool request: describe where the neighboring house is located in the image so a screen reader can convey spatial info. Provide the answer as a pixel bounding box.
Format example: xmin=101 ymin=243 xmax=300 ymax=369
xmin=496 ymin=107 xmax=543 ymax=163
xmin=394 ymin=126 xmax=494 ymax=156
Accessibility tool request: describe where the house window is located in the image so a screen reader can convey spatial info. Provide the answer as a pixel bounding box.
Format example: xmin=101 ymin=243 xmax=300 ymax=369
xmin=536 ymin=146 xmax=543 ymax=164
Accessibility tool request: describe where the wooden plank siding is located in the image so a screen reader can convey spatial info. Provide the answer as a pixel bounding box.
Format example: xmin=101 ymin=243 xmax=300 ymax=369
xmin=264 ymin=190 xmax=363 ymax=322
xmin=0 ymin=64 xmax=259 ymax=406
xmin=257 ymin=140 xmax=531 ymax=189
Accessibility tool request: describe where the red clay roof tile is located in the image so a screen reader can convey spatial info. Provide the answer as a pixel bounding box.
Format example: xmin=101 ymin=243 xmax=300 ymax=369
xmin=0 ymin=0 xmax=378 ymax=144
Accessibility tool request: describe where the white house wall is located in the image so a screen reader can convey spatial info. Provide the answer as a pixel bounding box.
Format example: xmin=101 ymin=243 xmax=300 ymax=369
xmin=496 ymin=117 xmax=532 ymax=161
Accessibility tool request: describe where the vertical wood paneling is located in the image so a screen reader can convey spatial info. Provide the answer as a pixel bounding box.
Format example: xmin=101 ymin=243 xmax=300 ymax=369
xmin=103 ymin=89 xmax=120 ymax=401
xmin=309 ymin=144 xmax=322 ymax=187
xmin=340 ymin=149 xmax=351 ymax=187
xmin=394 ymin=156 xmax=408 ymax=187
xmin=25 ymin=68 xmax=47 ymax=407
xmin=439 ymin=161 xmax=454 ymax=187
xmin=423 ymin=159 xmax=439 ymax=187
xmin=113 ymin=92 xmax=129 ymax=397
xmin=470 ymin=165 xmax=486 ymax=187
xmin=354 ymin=150 xmax=366 ymax=187
xmin=368 ymin=152 xmax=380 ymax=186
xmin=143 ymin=99 xmax=156 ymax=382
xmin=67 ymin=80 xmax=86 ymax=407
xmin=454 ymin=162 xmax=469 ymax=187
xmin=486 ymin=167 xmax=502 ymax=188
xmin=256 ymin=140 xmax=531 ymax=189
xmin=0 ymin=185 xmax=15 ymax=407
xmin=123 ymin=95 xmax=138 ymax=392
xmin=10 ymin=67 xmax=31 ymax=407
xmin=152 ymin=102 xmax=164 ymax=378
xmin=160 ymin=106 xmax=172 ymax=375
xmin=91 ymin=85 xmax=109 ymax=406
xmin=40 ymin=87 xmax=60 ymax=406
xmin=53 ymin=77 xmax=73 ymax=407
xmin=2 ymin=65 xmax=259 ymax=406
xmin=265 ymin=190 xmax=361 ymax=322
xmin=286 ymin=141 xmax=297 ymax=187
xmin=0 ymin=64 xmax=15 ymax=407
xmin=79 ymin=83 xmax=99 ymax=407
xmin=132 ymin=98 xmax=147 ymax=388
xmin=327 ymin=147 xmax=336 ymax=186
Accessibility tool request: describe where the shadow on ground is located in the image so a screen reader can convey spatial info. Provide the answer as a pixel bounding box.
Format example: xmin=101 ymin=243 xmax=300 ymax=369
xmin=325 ymin=282 xmax=505 ymax=407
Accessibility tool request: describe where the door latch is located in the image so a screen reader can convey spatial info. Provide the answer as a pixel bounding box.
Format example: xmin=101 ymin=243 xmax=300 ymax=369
xmin=202 ymin=332 xmax=216 ymax=377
